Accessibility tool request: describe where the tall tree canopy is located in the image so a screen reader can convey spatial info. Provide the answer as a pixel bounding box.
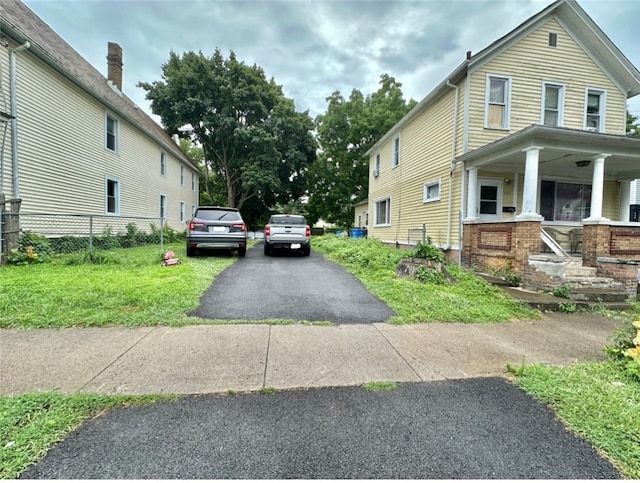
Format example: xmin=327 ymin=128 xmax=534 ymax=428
xmin=306 ymin=74 xmax=416 ymax=228
xmin=139 ymin=49 xmax=316 ymax=227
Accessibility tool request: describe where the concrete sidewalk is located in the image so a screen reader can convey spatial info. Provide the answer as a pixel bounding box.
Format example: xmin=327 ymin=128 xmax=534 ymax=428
xmin=0 ymin=312 xmax=622 ymax=396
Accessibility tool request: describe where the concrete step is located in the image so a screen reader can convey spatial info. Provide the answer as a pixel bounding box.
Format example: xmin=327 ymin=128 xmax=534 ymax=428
xmin=568 ymin=287 xmax=630 ymax=302
xmin=564 ymin=266 xmax=597 ymax=277
xmin=564 ymin=277 xmax=626 ymax=289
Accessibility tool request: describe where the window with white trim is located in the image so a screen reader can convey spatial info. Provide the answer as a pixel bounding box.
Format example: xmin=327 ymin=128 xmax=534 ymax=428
xmin=160 ymin=194 xmax=167 ymax=219
xmin=542 ymin=83 xmax=564 ymax=127
xmin=423 ymin=179 xmax=441 ymax=203
xmin=180 ymin=165 xmax=185 ymax=186
xmin=585 ymin=88 xmax=605 ymax=132
xmin=374 ymin=197 xmax=391 ymax=226
xmin=374 ymin=152 xmax=381 ymax=177
xmin=160 ymin=152 xmax=167 ymax=176
xmin=485 ymin=75 xmax=510 ymax=129
xmin=180 ymin=201 xmax=185 ymax=223
xmin=106 ymin=177 xmax=120 ymax=215
xmin=192 ymin=173 xmax=197 ymax=191
xmin=392 ymin=136 xmax=400 ymax=168
xmin=106 ymin=114 xmax=118 ymax=152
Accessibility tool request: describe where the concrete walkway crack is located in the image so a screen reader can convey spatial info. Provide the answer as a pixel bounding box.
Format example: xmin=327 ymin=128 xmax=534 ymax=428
xmin=262 ymin=326 xmax=272 ymax=389
xmin=77 ymin=328 xmax=156 ymax=393
xmin=373 ymin=324 xmax=424 ymax=381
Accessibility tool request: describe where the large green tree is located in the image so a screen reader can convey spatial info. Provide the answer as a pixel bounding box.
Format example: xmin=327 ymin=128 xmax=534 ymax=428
xmin=139 ymin=49 xmax=316 ymax=226
xmin=306 ymin=74 xmax=416 ymax=228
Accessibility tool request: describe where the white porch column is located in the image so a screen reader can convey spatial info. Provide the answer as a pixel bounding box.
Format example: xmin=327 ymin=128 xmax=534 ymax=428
xmin=619 ymin=180 xmax=631 ymax=222
xmin=465 ymin=166 xmax=478 ymax=220
xmin=516 ymin=146 xmax=544 ymax=221
xmin=585 ymin=154 xmax=610 ymax=221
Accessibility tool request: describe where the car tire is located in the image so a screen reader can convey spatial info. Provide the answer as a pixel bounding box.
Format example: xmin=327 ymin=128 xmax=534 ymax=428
xmin=264 ymin=243 xmax=272 ymax=256
xmin=303 ymin=246 xmax=311 ymax=256
xmin=186 ymin=245 xmax=196 ymax=257
xmin=238 ymin=247 xmax=246 ymax=257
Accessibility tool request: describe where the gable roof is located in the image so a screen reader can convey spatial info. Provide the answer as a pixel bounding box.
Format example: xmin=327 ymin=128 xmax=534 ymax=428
xmin=366 ymin=0 xmax=640 ymax=156
xmin=0 ymin=0 xmax=197 ymax=171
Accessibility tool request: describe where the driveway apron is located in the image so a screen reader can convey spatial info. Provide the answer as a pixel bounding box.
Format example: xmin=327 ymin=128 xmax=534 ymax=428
xmin=20 ymin=378 xmax=620 ymax=479
xmin=190 ymin=244 xmax=395 ymax=323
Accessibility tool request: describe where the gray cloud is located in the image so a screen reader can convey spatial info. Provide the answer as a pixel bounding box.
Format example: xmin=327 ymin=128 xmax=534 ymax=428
xmin=23 ymin=0 xmax=640 ymax=118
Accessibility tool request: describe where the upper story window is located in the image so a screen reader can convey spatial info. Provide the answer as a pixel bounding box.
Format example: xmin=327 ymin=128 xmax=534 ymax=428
xmin=374 ymin=197 xmax=391 ymax=226
xmin=548 ymin=32 xmax=558 ymax=47
xmin=160 ymin=152 xmax=167 ymax=176
xmin=192 ymin=173 xmax=197 ymax=191
xmin=106 ymin=114 xmax=118 ymax=152
xmin=485 ymin=75 xmax=511 ymax=129
xmin=392 ymin=136 xmax=400 ymax=168
xmin=542 ymin=83 xmax=565 ymax=127
xmin=374 ymin=152 xmax=381 ymax=177
xmin=423 ymin=179 xmax=441 ymax=203
xmin=585 ymin=88 xmax=605 ymax=132
xmin=180 ymin=165 xmax=185 ymax=186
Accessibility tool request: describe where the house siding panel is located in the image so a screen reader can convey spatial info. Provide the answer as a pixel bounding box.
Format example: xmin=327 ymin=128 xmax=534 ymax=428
xmin=467 ymin=18 xmax=627 ymax=151
xmin=9 ymin=45 xmax=198 ymax=231
xmin=369 ymin=86 xmax=463 ymax=247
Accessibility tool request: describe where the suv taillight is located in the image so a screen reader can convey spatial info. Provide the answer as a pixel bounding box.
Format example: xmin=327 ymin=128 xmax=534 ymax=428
xmin=232 ymin=223 xmax=247 ymax=232
xmin=188 ymin=221 xmax=204 ymax=230
xmin=305 ymin=226 xmax=311 ymax=237
xmin=265 ymin=226 xmax=271 ymax=237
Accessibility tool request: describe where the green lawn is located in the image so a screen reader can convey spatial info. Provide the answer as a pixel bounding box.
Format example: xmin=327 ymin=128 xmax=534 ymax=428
xmin=0 ymin=244 xmax=237 ymax=328
xmin=312 ymin=236 xmax=539 ymax=323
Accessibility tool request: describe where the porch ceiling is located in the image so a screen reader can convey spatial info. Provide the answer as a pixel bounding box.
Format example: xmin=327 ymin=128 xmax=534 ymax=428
xmin=458 ymin=125 xmax=640 ymax=182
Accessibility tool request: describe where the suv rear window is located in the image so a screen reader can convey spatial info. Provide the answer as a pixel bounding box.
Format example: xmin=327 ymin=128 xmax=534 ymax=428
xmin=195 ymin=208 xmax=242 ymax=221
xmin=269 ymin=215 xmax=306 ymax=225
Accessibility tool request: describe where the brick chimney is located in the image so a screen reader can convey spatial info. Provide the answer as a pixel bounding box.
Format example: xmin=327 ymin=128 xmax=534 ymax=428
xmin=107 ymin=42 xmax=123 ymax=91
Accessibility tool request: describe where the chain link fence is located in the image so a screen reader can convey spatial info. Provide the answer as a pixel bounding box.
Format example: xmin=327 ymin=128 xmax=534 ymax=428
xmin=2 ymin=211 xmax=183 ymax=262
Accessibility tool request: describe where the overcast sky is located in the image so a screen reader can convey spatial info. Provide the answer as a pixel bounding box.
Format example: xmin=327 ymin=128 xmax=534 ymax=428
xmin=21 ymin=0 xmax=640 ymax=124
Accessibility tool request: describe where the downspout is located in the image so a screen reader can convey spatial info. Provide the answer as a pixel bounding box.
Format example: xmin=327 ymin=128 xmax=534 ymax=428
xmin=10 ymin=41 xmax=30 ymax=199
xmin=445 ymin=80 xmax=459 ymax=249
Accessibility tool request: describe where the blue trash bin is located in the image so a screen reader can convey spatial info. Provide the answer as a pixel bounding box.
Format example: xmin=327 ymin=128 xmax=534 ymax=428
xmin=350 ymin=228 xmax=365 ymax=238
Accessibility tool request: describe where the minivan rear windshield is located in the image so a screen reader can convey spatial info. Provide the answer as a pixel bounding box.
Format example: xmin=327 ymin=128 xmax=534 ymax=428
xmin=196 ymin=209 xmax=241 ymax=221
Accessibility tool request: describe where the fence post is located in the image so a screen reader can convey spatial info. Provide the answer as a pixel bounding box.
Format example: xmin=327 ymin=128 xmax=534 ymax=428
xmin=422 ymin=223 xmax=426 ymax=244
xmin=160 ymin=218 xmax=164 ymax=253
xmin=89 ymin=215 xmax=93 ymax=251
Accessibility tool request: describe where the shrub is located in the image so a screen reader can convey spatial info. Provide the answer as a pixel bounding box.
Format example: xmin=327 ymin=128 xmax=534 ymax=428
xmin=6 ymin=231 xmax=52 ymax=265
xmin=553 ymin=283 xmax=573 ymax=299
xmin=605 ymin=319 xmax=640 ymax=381
xmin=412 ymin=239 xmax=445 ymax=263
xmin=415 ymin=266 xmax=447 ymax=285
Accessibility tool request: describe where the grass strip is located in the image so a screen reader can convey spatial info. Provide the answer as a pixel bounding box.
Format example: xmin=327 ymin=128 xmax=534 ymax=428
xmin=312 ymin=236 xmax=538 ymax=323
xmin=0 ymin=392 xmax=174 ymax=479
xmin=513 ymin=361 xmax=640 ymax=479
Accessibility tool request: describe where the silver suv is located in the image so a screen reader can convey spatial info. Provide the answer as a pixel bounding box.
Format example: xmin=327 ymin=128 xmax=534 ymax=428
xmin=186 ymin=206 xmax=247 ymax=257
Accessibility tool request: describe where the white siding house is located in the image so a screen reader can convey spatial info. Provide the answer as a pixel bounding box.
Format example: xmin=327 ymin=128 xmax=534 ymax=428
xmin=0 ymin=0 xmax=199 ymax=235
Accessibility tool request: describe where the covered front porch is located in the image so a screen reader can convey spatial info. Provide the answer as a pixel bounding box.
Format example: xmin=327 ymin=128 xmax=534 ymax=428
xmin=458 ymin=125 xmax=640 ymax=298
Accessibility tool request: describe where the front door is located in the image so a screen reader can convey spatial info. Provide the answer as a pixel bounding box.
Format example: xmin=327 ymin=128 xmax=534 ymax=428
xmin=478 ymin=179 xmax=503 ymax=221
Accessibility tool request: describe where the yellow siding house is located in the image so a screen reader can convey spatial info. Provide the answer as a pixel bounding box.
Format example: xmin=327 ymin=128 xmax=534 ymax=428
xmin=366 ymin=0 xmax=640 ymax=267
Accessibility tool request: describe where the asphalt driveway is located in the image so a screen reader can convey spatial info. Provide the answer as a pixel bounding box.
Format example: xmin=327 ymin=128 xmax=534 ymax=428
xmin=20 ymin=378 xmax=620 ymax=479
xmin=190 ymin=244 xmax=395 ymax=323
